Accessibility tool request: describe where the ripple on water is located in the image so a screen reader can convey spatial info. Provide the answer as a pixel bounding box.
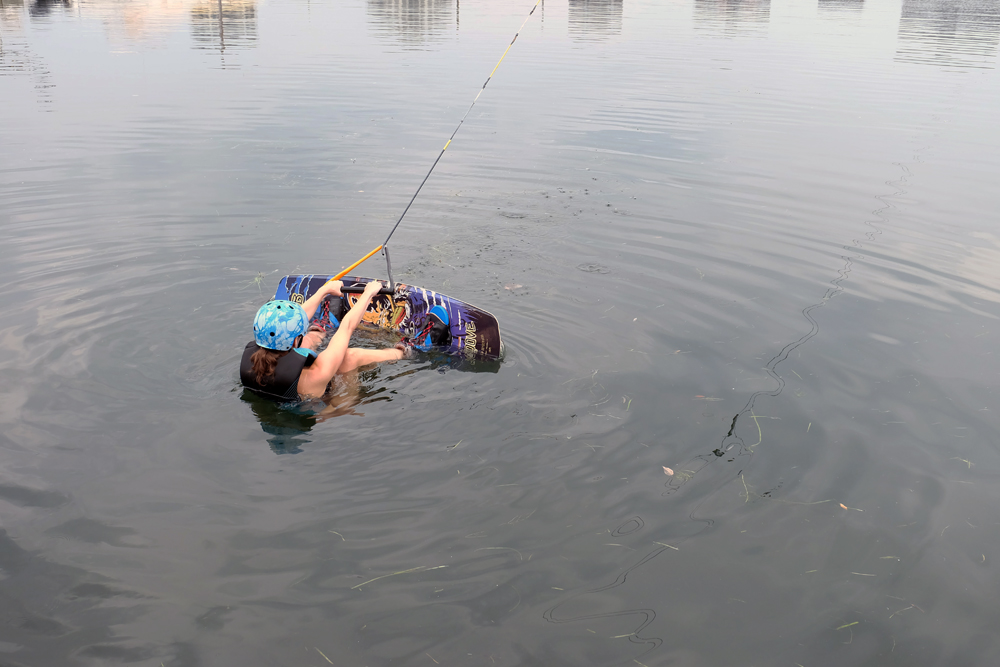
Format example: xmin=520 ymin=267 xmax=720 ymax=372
xmin=2 ymin=0 xmax=1000 ymax=663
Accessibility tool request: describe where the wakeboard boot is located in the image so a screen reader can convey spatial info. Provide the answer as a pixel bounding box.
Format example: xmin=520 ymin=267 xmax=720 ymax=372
xmin=406 ymin=305 xmax=452 ymax=352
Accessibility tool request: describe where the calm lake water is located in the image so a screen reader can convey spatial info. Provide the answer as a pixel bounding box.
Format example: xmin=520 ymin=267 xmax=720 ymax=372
xmin=3 ymin=0 xmax=1000 ymax=664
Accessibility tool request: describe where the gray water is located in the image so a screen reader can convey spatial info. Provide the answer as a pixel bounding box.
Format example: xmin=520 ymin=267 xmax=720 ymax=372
xmin=2 ymin=0 xmax=1000 ymax=664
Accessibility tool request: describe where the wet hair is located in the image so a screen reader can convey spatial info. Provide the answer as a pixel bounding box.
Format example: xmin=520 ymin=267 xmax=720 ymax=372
xmin=250 ymin=346 xmax=290 ymax=385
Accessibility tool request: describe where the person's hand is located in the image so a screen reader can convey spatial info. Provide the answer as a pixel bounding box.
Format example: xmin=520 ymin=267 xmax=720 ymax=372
xmin=325 ymin=279 xmax=343 ymax=297
xmin=363 ymin=280 xmax=383 ymax=296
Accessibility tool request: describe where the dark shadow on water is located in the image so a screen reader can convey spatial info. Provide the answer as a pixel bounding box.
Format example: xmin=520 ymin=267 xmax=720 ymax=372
xmin=0 ymin=482 xmax=69 ymax=508
xmin=240 ymin=349 xmax=499 ymax=453
xmin=241 ymin=389 xmax=319 ymax=454
xmin=897 ymin=0 xmax=1000 ymax=68
xmin=568 ymin=0 xmax=622 ymax=41
xmin=0 ymin=528 xmax=160 ymax=665
xmin=28 ymin=0 xmax=70 ymax=18
xmin=423 ymin=351 xmax=503 ymax=374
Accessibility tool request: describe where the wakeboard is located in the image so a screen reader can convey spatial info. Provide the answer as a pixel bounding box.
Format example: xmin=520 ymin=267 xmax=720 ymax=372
xmin=273 ymin=275 xmax=504 ymax=360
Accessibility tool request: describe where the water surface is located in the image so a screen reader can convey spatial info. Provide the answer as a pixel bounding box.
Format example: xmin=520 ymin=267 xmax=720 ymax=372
xmin=2 ymin=0 xmax=1000 ymax=664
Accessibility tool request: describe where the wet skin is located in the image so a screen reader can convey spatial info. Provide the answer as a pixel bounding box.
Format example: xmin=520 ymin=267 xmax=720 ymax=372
xmin=294 ymin=279 xmax=404 ymax=399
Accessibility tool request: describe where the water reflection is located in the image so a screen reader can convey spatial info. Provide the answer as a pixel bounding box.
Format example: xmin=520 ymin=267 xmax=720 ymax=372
xmin=2 ymin=0 xmax=260 ymax=57
xmin=694 ymin=0 xmax=770 ymax=35
xmin=0 ymin=528 xmax=153 ymax=664
xmin=817 ymin=0 xmax=863 ymax=26
xmin=5 ymin=0 xmax=1000 ymax=661
xmin=897 ymin=0 xmax=1000 ymax=68
xmin=0 ymin=0 xmax=25 ymax=22
xmin=240 ymin=360 xmax=391 ymax=454
xmin=28 ymin=0 xmax=70 ymax=17
xmin=0 ymin=0 xmax=54 ymax=103
xmin=567 ymin=0 xmax=622 ymax=41
xmin=367 ymin=0 xmax=456 ymax=47
xmin=817 ymin=0 xmax=863 ymax=11
xmin=241 ymin=391 xmax=319 ymax=454
xmin=0 ymin=0 xmax=28 ymax=70
xmin=106 ymin=3 xmax=185 ymax=43
xmin=191 ymin=0 xmax=257 ymax=54
xmin=241 ymin=349 xmax=498 ymax=454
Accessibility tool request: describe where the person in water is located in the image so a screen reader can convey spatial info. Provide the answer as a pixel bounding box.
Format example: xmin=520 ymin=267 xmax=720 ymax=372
xmin=240 ymin=279 xmax=406 ymax=401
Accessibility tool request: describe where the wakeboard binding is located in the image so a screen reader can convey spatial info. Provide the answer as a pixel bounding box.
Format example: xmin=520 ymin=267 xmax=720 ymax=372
xmin=407 ymin=304 xmax=452 ymax=352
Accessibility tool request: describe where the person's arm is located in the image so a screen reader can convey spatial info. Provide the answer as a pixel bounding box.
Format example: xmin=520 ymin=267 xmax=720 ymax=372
xmin=301 ymin=280 xmax=343 ymax=321
xmin=297 ymin=280 xmax=382 ymax=396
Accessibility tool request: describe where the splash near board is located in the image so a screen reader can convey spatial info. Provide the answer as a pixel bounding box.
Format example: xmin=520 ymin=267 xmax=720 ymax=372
xmin=273 ymin=275 xmax=504 ymax=360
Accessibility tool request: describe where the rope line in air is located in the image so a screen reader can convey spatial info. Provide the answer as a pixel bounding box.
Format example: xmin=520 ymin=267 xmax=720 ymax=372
xmin=381 ymin=0 xmax=542 ymax=249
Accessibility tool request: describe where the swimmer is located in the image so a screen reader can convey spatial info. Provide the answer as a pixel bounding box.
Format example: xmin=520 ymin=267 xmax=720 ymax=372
xmin=240 ymin=279 xmax=406 ymax=401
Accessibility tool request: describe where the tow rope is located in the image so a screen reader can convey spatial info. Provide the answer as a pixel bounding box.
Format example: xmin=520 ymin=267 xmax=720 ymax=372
xmin=333 ymin=0 xmax=543 ymax=288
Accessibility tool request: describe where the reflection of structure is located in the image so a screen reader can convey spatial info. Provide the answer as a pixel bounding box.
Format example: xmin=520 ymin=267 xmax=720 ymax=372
xmin=818 ymin=0 xmax=862 ymax=26
xmin=694 ymin=0 xmax=770 ymax=35
xmin=568 ymin=0 xmax=622 ymax=40
xmin=367 ymin=0 xmax=456 ymax=47
xmin=0 ymin=0 xmax=26 ymax=32
xmin=0 ymin=0 xmax=28 ymax=74
xmin=28 ymin=0 xmax=71 ymax=17
xmin=818 ymin=0 xmax=863 ymax=10
xmin=191 ymin=0 xmax=257 ymax=53
xmin=0 ymin=0 xmax=26 ymax=22
xmin=897 ymin=0 xmax=1000 ymax=68
xmin=0 ymin=0 xmax=54 ymax=103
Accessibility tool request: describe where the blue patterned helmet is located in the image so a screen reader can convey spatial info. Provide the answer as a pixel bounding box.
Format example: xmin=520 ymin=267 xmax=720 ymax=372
xmin=253 ymin=300 xmax=309 ymax=351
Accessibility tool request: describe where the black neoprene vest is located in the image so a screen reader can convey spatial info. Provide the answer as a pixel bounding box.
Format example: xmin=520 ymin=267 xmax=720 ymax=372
xmin=240 ymin=342 xmax=315 ymax=401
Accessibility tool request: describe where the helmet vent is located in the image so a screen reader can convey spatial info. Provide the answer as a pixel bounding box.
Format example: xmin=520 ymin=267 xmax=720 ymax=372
xmin=253 ymin=300 xmax=308 ymax=351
